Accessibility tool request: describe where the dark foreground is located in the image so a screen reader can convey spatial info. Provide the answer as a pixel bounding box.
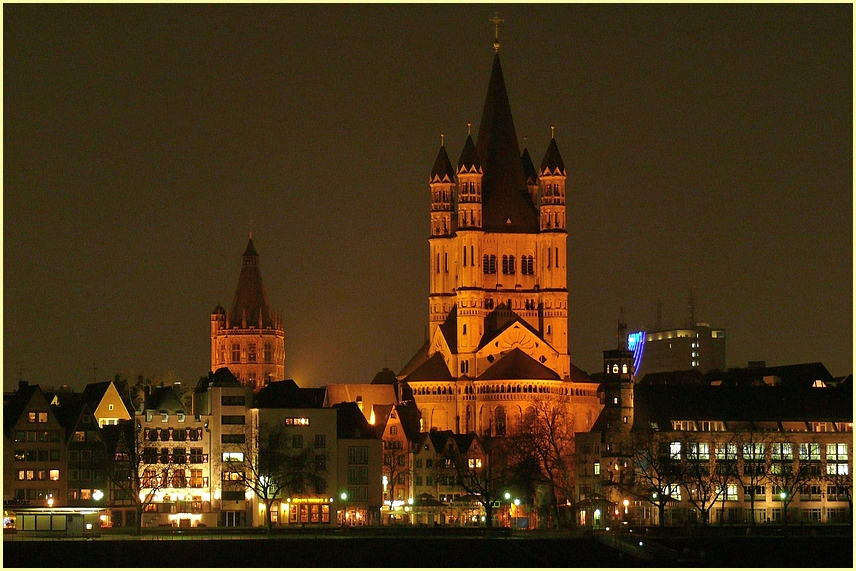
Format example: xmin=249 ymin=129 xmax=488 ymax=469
xmin=5 ymin=532 xmax=853 ymax=567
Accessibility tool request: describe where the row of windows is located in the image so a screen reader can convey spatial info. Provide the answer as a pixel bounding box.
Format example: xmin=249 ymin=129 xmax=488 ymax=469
xmin=16 ymin=469 xmax=60 ymax=481
xmin=434 ymin=251 xmax=562 ymax=274
xmin=12 ymin=488 xmax=59 ymax=501
xmin=219 ymin=342 xmax=276 ymax=364
xmin=142 ymin=447 xmax=207 ymax=464
xmin=667 ymin=441 xmax=848 ymax=467
xmin=12 ymin=430 xmax=62 ymax=443
xmin=14 ymin=449 xmax=61 ymax=462
xmin=27 ymin=412 xmax=50 ymax=423
xmin=145 ymin=427 xmax=204 ymax=442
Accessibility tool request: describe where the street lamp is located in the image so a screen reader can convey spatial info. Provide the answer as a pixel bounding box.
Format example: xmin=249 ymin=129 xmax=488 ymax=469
xmin=93 ymin=489 xmax=104 ymax=501
xmin=340 ymin=492 xmax=348 ymax=501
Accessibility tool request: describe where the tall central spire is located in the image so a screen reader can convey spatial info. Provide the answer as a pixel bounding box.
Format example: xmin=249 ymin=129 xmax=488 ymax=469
xmin=475 ymin=52 xmax=539 ymax=233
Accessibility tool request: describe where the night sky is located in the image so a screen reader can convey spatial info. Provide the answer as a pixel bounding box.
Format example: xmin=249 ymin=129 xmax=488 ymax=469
xmin=4 ymin=4 xmax=852 ymax=392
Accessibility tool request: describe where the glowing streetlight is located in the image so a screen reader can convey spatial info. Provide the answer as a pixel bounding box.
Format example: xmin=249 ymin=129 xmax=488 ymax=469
xmin=504 ymin=492 xmax=511 ymax=500
xmin=340 ymin=492 xmax=348 ymax=501
xmin=780 ymin=491 xmax=787 ymax=500
xmin=92 ymin=489 xmax=104 ymax=501
xmin=47 ymin=495 xmax=54 ymax=507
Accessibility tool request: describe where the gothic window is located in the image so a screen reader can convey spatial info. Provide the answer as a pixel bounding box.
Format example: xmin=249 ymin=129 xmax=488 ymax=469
xmin=231 ymin=343 xmax=240 ymax=363
xmin=463 ymin=246 xmax=467 ymax=267
xmin=502 ymin=255 xmax=516 ymax=275
xmin=264 ymin=343 xmax=272 ymax=362
xmin=495 ymin=406 xmax=506 ymax=436
xmin=444 ymin=252 xmax=448 ymax=273
xmin=436 ymin=253 xmax=440 ymax=274
xmin=547 ymin=248 xmax=552 ymax=268
xmin=520 ymin=255 xmax=534 ymax=275
xmin=485 ymin=298 xmax=494 ymax=309
xmin=248 ymin=344 xmax=257 ymax=362
xmin=483 ymin=254 xmax=496 ymax=274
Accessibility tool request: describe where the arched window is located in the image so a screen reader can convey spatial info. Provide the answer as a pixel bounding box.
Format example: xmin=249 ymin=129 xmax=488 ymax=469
xmin=495 ymin=406 xmax=507 ymax=436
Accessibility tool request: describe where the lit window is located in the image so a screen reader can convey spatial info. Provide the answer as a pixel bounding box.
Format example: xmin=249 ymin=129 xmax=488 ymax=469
xmin=670 ymin=441 xmax=682 ymax=459
xmin=222 ymin=452 xmax=244 ymax=462
xmin=108 ymin=404 xmax=114 ymax=411
xmin=468 ymin=458 xmax=483 ymax=469
xmin=593 ymin=462 xmax=600 ymax=475
xmin=284 ymin=417 xmax=310 ymax=426
xmin=612 ymin=364 xmax=619 ymax=374
xmin=50 ymin=470 xmax=60 ymax=481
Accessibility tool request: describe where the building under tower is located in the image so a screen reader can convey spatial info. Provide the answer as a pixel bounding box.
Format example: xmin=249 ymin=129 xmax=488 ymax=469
xmin=210 ymin=238 xmax=285 ymax=390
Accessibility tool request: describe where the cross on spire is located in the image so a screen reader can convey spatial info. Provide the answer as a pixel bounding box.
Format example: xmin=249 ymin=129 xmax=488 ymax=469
xmin=490 ymin=13 xmax=504 ymax=52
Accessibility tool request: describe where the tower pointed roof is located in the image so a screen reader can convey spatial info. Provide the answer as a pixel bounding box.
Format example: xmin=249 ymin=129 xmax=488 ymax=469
xmin=457 ymin=134 xmax=481 ymax=173
xmin=430 ymin=144 xmax=456 ymax=182
xmin=229 ymin=238 xmax=275 ymax=329
xmin=475 ymin=53 xmax=539 ymax=233
xmin=521 ymin=147 xmax=538 ymax=185
xmin=540 ymin=137 xmax=566 ymax=176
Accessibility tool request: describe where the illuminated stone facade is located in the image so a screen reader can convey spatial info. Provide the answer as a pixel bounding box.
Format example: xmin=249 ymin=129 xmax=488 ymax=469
xmin=210 ymin=239 xmax=285 ymax=390
xmin=400 ymin=47 xmax=601 ymax=435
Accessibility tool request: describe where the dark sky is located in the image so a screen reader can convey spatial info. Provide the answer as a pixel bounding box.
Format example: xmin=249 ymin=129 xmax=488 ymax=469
xmin=4 ymin=4 xmax=852 ymax=392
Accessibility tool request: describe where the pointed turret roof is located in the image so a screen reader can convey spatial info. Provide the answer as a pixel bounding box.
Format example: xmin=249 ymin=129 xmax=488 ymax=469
xmin=521 ymin=147 xmax=538 ymax=185
xmin=229 ymin=238 xmax=275 ymax=329
xmin=457 ymin=134 xmax=481 ymax=173
xmin=475 ymin=54 xmax=539 ymax=233
xmin=430 ymin=145 xmax=456 ymax=182
xmin=540 ymin=137 xmax=566 ymax=176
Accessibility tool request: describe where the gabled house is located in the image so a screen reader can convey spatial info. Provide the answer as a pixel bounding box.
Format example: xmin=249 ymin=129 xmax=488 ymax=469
xmin=4 ymin=383 xmax=65 ymax=508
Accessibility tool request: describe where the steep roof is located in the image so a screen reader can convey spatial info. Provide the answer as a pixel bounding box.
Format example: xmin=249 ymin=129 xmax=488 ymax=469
xmin=324 ymin=384 xmax=398 ymax=421
xmin=196 ymin=367 xmax=243 ymax=393
xmin=255 ymin=379 xmax=325 ymax=408
xmin=430 ymin=145 xmax=456 ymax=182
xmin=521 ymin=147 xmax=538 ymax=185
xmin=477 ymin=348 xmax=561 ymax=381
xmin=334 ymin=402 xmax=379 ymax=439
xmin=457 ymin=134 xmax=481 ymax=173
xmin=145 ymin=386 xmax=186 ymax=414
xmin=228 ymin=238 xmax=275 ymax=329
xmin=475 ymin=53 xmax=539 ymax=233
xmin=403 ymin=352 xmax=453 ymax=382
xmin=540 ymin=137 xmax=566 ymax=176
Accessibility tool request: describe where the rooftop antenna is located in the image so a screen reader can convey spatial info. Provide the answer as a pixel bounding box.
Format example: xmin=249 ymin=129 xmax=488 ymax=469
xmin=490 ymin=12 xmax=504 ymax=52
xmin=17 ymin=367 xmax=27 ymax=383
xmin=617 ymin=306 xmax=628 ymax=350
xmin=688 ymin=287 xmax=696 ymax=327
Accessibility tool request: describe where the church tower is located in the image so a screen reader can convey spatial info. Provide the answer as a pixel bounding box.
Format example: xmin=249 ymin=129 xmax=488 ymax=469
xmin=400 ymin=22 xmax=600 ymax=437
xmin=210 ymin=238 xmax=285 ymax=390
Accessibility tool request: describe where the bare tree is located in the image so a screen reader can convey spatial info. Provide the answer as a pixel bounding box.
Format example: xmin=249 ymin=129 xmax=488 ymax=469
xmin=222 ymin=421 xmax=326 ymax=533
xmin=438 ymin=435 xmax=513 ymax=528
xmin=733 ymin=430 xmax=771 ymax=526
xmin=710 ymin=438 xmax=740 ymax=525
xmin=512 ymin=398 xmax=575 ymax=528
xmin=102 ymin=420 xmax=175 ymax=535
xmin=603 ymin=430 xmax=684 ymax=527
xmin=382 ymin=441 xmax=409 ymax=504
xmin=681 ymin=437 xmax=722 ymax=525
